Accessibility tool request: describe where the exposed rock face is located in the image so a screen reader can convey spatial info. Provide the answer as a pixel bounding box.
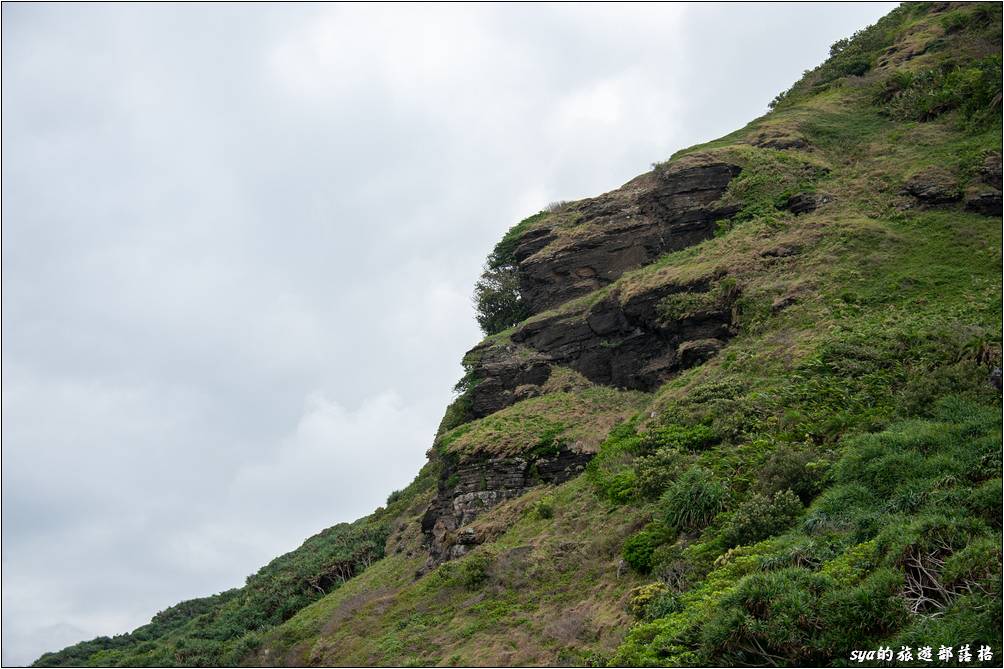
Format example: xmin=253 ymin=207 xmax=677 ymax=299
xmin=512 ymin=276 xmax=739 ymax=392
xmin=456 ymin=275 xmax=740 ymax=426
xmin=902 ymin=167 xmax=961 ymax=204
xmin=785 ymin=191 xmax=830 ymax=215
xmin=420 ymin=448 xmax=592 ymax=566
xmin=751 ymin=130 xmax=810 ymax=151
xmin=422 ymin=159 xmax=744 ymax=566
xmin=965 ymin=190 xmax=1003 ymax=216
xmin=965 ymin=153 xmax=1003 ymax=216
xmin=512 ymin=156 xmax=741 ymax=314
xmin=466 ymin=346 xmax=551 ymax=419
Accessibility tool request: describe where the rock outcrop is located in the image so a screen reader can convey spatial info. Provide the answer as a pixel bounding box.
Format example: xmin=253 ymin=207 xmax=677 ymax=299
xmin=965 ymin=152 xmax=1002 ymax=216
xmin=511 ymin=275 xmax=739 ymax=391
xmin=420 ymin=447 xmax=592 ymax=566
xmin=457 ymin=274 xmax=740 ymax=426
xmin=965 ymin=190 xmax=1003 ymax=216
xmin=425 ymin=274 xmax=740 ymax=564
xmin=465 ymin=346 xmax=551 ymax=419
xmin=980 ymin=152 xmax=1002 ymax=189
xmin=785 ymin=191 xmax=831 ymax=215
xmin=901 ymin=167 xmax=962 ymax=204
xmin=512 ymin=155 xmax=741 ymax=314
xmin=751 ymin=130 xmax=811 ymax=151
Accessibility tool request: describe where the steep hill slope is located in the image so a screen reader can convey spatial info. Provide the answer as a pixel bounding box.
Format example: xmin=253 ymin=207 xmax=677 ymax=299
xmin=34 ymin=3 xmax=1002 ymax=667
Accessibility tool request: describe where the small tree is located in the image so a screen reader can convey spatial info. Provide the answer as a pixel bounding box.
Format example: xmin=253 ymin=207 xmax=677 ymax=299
xmin=473 ymin=212 xmax=546 ymax=335
xmin=473 ymin=262 xmax=529 ymax=335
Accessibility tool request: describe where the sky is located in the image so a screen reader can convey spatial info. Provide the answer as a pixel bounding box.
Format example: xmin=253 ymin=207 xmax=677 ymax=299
xmin=1 ymin=3 xmax=897 ymax=665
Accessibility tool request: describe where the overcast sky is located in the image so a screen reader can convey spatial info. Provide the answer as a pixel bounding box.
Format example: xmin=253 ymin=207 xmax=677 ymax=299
xmin=2 ymin=3 xmax=896 ymax=665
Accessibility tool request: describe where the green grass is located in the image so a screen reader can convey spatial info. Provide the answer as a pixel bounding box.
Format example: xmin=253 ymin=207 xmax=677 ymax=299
xmin=438 ymin=385 xmax=648 ymax=459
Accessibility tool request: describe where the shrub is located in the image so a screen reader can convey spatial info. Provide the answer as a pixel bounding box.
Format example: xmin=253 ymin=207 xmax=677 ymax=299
xmin=601 ymin=469 xmax=638 ymax=504
xmin=587 ymin=419 xmax=645 ymax=503
xmin=838 ymin=58 xmax=870 ymax=77
xmin=660 ymin=466 xmax=728 ymax=533
xmin=650 ymin=544 xmax=690 ymax=591
xmin=941 ymin=535 xmax=1002 ymax=589
xmin=437 ymin=394 xmax=473 ymax=435
xmin=628 ymin=582 xmax=680 ymax=620
xmin=623 ymin=530 xmax=659 ymax=574
xmin=457 ymin=552 xmax=493 ymax=591
xmin=627 ymin=583 xmax=669 ymax=618
xmin=702 ymin=567 xmax=906 ymax=665
xmin=533 ymin=500 xmax=554 ymax=520
xmin=642 ymin=588 xmax=680 ymax=620
xmin=757 ymin=447 xmax=825 ymax=503
xmin=702 ymin=568 xmax=834 ymax=665
xmin=635 ymin=447 xmax=688 ymax=499
xmin=721 ymin=489 xmax=803 ymax=548
xmin=643 ymin=424 xmax=718 ymax=452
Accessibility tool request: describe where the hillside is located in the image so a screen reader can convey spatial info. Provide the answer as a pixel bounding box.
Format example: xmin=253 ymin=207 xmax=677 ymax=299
xmin=34 ymin=3 xmax=1002 ymax=667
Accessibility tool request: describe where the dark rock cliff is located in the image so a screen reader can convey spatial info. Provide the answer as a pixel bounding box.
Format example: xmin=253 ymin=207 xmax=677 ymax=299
xmin=422 ymin=274 xmax=740 ymax=565
xmin=463 ymin=273 xmax=741 ymax=422
xmin=422 ymin=275 xmax=741 ymax=564
xmin=512 ymin=275 xmax=740 ymax=391
xmin=512 ymin=155 xmax=741 ymax=313
xmin=420 ymin=159 xmax=746 ymax=564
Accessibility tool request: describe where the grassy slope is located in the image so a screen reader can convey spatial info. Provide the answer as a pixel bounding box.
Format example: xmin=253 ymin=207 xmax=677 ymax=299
xmin=34 ymin=3 xmax=1001 ymax=667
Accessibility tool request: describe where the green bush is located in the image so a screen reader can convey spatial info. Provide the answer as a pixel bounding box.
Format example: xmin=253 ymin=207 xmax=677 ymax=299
xmin=660 ymin=466 xmax=728 ymax=533
xmin=533 ymin=500 xmax=554 ymax=520
xmin=721 ymin=489 xmax=803 ymax=548
xmin=643 ymin=424 xmax=719 ymax=452
xmin=941 ymin=535 xmax=1002 ymax=589
xmin=642 ymin=589 xmax=680 ymax=620
xmin=649 ymin=544 xmax=690 ymax=591
xmin=473 ymin=264 xmax=531 ymax=336
xmin=437 ymin=393 xmax=474 ymax=435
xmin=757 ymin=446 xmax=826 ymax=503
xmin=623 ymin=530 xmax=659 ymax=574
xmin=457 ymin=552 xmax=493 ymax=591
xmin=635 ymin=447 xmax=688 ymax=500
xmin=627 ymin=583 xmax=668 ymax=618
xmin=702 ymin=567 xmax=906 ymax=665
xmin=628 ymin=583 xmax=680 ymax=620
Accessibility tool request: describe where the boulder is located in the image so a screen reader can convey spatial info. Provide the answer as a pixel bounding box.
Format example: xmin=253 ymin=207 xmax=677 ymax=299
xmin=785 ymin=191 xmax=831 ymax=215
xmin=964 ymin=189 xmax=1002 ymax=216
xmin=751 ymin=130 xmax=810 ymax=151
xmin=901 ymin=167 xmax=961 ymax=204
